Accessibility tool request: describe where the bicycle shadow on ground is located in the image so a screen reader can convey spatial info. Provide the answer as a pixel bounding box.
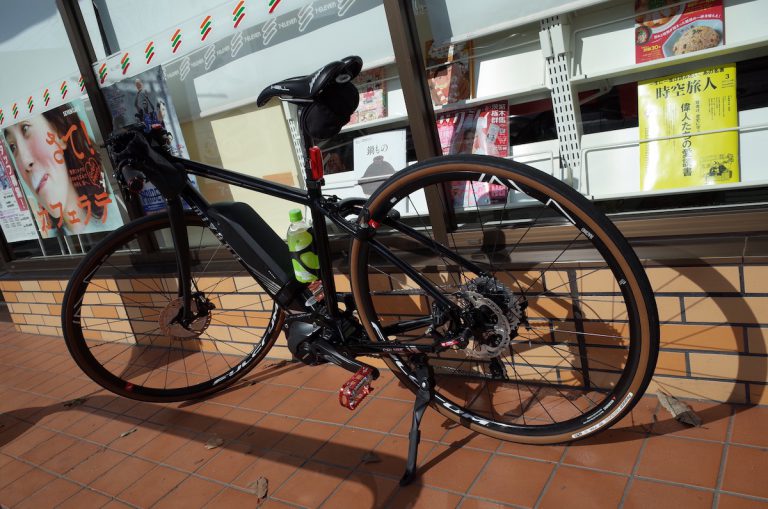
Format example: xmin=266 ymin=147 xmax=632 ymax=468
xmin=0 ymin=393 xmax=463 ymax=507
xmin=569 ymin=260 xmax=764 ymax=445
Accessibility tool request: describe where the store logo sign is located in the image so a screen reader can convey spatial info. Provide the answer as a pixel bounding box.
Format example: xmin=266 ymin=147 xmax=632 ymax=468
xmin=98 ymin=63 xmax=108 ymax=84
xmin=233 ymin=1 xmax=246 ymax=28
xmin=263 ymin=18 xmax=277 ymax=45
xmin=60 ymin=81 xmax=68 ymax=100
xmin=179 ymin=56 xmax=191 ymax=81
xmin=200 ymin=15 xmax=213 ymax=41
xmin=204 ymin=45 xmax=216 ymax=71
xmin=171 ymin=29 xmax=182 ymax=53
xmin=27 ymin=96 xmax=34 ymax=113
xmin=120 ymin=53 xmax=131 ymax=75
xmin=145 ymin=41 xmax=156 ymax=65
xmin=298 ymin=3 xmax=313 ymax=32
xmin=339 ymin=0 xmax=356 ymax=16
xmin=268 ymin=0 xmax=282 ymax=14
xmin=43 ymin=89 xmax=50 ymax=107
xmin=231 ymin=32 xmax=244 ymax=58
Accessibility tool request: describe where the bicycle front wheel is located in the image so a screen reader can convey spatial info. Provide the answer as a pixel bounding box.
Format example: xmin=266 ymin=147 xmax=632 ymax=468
xmin=62 ymin=211 xmax=284 ymax=402
xmin=350 ymin=155 xmax=658 ymax=443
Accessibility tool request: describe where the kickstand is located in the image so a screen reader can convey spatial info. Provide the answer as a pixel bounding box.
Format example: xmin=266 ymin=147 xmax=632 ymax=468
xmin=400 ymin=355 xmax=434 ymax=486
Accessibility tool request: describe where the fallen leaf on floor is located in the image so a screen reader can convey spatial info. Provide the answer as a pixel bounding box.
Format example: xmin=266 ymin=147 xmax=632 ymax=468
xmin=658 ymin=392 xmax=702 ymax=427
xmin=205 ymin=436 xmax=225 ymax=449
xmin=119 ymin=428 xmax=138 ymax=438
xmin=247 ymin=477 xmax=269 ymax=499
xmin=63 ymin=397 xmax=87 ymax=408
xmin=361 ymin=451 xmax=381 ymax=464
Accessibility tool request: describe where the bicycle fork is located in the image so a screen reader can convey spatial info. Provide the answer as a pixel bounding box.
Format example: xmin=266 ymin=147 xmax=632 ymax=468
xmin=167 ymin=196 xmax=195 ymax=324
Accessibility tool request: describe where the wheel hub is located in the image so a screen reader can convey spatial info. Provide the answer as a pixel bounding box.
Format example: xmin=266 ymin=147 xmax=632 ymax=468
xmin=159 ymin=297 xmax=211 ymax=340
xmin=461 ymin=277 xmax=524 ymax=360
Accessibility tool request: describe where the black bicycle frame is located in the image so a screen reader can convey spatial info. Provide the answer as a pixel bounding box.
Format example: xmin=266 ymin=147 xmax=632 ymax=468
xmin=158 ymin=154 xmax=476 ymax=355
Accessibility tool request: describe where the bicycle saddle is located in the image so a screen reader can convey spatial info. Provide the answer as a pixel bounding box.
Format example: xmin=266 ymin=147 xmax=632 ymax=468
xmin=256 ymin=56 xmax=362 ymax=107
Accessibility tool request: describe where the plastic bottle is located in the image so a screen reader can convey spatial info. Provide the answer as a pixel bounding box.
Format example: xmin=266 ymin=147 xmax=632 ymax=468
xmin=287 ymin=208 xmax=320 ymax=283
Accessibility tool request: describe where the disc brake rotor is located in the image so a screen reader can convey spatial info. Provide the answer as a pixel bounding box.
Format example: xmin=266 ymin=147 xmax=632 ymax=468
xmin=458 ymin=276 xmax=524 ymax=360
xmin=159 ymin=297 xmax=211 ymax=340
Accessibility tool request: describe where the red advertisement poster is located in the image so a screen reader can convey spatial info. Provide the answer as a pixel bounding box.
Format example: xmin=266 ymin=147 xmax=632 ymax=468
xmin=2 ymin=99 xmax=123 ymax=239
xmin=635 ymin=0 xmax=725 ymax=64
xmin=436 ymin=101 xmax=509 ymax=207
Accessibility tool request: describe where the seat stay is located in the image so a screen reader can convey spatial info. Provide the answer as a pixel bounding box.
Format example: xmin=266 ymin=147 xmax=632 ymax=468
xmin=383 ymin=216 xmax=490 ymax=278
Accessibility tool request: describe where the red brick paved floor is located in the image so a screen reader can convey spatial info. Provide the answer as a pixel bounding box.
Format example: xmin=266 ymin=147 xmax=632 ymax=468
xmin=1 ymin=323 xmax=767 ymax=508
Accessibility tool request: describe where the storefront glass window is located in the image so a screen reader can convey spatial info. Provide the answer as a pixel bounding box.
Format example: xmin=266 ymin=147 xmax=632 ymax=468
xmin=0 ymin=1 xmax=129 ymax=260
xmin=88 ymin=0 xmax=398 ymax=235
xmin=574 ymin=1 xmax=768 ymax=203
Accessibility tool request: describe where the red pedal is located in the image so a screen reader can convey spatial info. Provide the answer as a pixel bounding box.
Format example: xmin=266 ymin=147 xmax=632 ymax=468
xmin=339 ymin=367 xmax=374 ymax=410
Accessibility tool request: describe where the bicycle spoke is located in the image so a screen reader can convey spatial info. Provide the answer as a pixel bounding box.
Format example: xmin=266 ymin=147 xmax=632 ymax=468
xmin=355 ymin=162 xmax=654 ymax=439
xmin=69 ymin=217 xmax=280 ymax=399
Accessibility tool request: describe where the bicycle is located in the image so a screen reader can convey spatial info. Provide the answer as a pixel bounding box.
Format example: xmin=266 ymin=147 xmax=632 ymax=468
xmin=62 ymin=56 xmax=659 ymax=485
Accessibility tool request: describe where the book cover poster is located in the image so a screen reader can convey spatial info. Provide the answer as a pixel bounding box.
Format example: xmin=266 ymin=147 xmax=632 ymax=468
xmin=1 ymin=99 xmax=123 ymax=239
xmin=103 ymin=65 xmax=193 ymax=213
xmin=352 ymin=129 xmax=427 ymax=216
xmin=0 ymin=135 xmax=37 ymax=242
xmin=436 ymin=101 xmax=509 ymax=207
xmin=639 ymin=64 xmax=738 ymax=190
xmin=635 ymin=0 xmax=724 ymax=63
xmin=349 ymin=68 xmax=387 ymax=125
xmin=353 ymin=130 xmax=407 ymax=196
xmin=426 ymin=40 xmax=473 ymax=106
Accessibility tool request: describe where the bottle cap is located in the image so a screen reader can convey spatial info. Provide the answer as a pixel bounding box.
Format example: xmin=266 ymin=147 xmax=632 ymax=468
xmin=288 ymin=208 xmax=303 ymax=222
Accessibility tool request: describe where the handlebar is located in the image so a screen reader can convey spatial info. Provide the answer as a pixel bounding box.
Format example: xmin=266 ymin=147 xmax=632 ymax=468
xmin=105 ymin=124 xmax=188 ymax=199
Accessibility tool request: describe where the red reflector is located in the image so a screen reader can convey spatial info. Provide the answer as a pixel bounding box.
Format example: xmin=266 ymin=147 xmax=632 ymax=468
xmin=309 ymin=146 xmax=324 ymax=180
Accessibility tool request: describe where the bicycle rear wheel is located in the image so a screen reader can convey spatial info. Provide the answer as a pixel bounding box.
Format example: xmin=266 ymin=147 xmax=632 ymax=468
xmin=350 ymin=155 xmax=658 ymax=443
xmin=62 ymin=211 xmax=284 ymax=402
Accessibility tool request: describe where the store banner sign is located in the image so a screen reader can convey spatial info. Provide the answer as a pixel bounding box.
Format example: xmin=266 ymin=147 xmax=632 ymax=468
xmin=635 ymin=0 xmax=724 ymax=64
xmin=103 ymin=66 xmax=196 ymax=213
xmin=0 ymin=136 xmax=37 ymax=243
xmin=0 ymin=74 xmax=84 ymax=129
xmin=94 ymin=0 xmax=379 ymax=87
xmin=102 ymin=0 xmax=381 ymax=87
xmin=639 ymin=64 xmax=738 ymax=191
xmin=93 ymin=1 xmax=258 ymax=87
xmin=1 ymin=99 xmax=123 ymax=238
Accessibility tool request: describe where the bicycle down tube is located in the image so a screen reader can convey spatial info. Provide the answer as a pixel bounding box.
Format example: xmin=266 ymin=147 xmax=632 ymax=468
xmin=168 ymin=155 xmax=467 ymax=340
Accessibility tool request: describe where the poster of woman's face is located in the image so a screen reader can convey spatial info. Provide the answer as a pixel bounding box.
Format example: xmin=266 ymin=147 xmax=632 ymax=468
xmin=2 ymin=99 xmax=122 ymax=238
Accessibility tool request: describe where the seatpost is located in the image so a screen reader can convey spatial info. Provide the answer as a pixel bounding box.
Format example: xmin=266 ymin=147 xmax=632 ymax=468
xmin=298 ymin=109 xmax=340 ymax=319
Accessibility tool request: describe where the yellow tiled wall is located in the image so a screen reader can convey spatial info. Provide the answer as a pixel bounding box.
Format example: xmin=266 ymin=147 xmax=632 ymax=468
xmin=1 ymin=262 xmax=766 ymax=404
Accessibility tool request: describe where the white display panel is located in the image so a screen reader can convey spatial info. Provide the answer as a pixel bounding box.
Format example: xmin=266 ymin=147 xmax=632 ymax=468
xmin=419 ymin=0 xmax=612 ymax=42
xmin=581 ymin=107 xmax=768 ymax=198
xmin=572 ymin=0 xmax=768 ymax=81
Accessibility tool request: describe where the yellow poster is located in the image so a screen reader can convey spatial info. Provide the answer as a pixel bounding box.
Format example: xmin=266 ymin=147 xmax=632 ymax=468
xmin=639 ymin=64 xmax=738 ymax=190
